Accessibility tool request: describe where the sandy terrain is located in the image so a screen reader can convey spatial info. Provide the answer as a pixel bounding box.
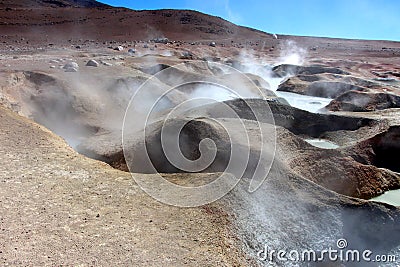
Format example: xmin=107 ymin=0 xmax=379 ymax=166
xmin=1 ymin=1 xmax=400 ymax=266
xmin=0 ymin=106 xmax=250 ymax=266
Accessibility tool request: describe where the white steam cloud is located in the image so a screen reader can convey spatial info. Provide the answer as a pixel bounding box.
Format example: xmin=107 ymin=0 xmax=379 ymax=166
xmin=278 ymin=40 xmax=307 ymax=65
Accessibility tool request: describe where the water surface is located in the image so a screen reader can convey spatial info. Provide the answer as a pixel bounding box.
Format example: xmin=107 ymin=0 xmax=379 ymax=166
xmin=304 ymin=138 xmax=339 ymax=149
xmin=275 ymin=91 xmax=332 ymax=113
xmin=371 ymin=189 xmax=400 ymax=206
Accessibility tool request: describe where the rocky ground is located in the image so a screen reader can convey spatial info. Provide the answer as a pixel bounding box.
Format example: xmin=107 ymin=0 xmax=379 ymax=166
xmin=0 ymin=106 xmax=251 ymax=266
xmin=1 ymin=1 xmax=400 ymax=266
xmin=1 ymin=40 xmax=399 ymax=266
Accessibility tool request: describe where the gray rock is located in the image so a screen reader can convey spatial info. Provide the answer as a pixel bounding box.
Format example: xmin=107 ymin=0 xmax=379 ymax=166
xmin=209 ymin=41 xmax=216 ymax=47
xmin=63 ymin=62 xmax=79 ymax=72
xmin=114 ymin=46 xmax=124 ymax=51
xmin=152 ymin=37 xmax=169 ymax=44
xmin=101 ymin=61 xmax=113 ymax=66
xmin=272 ymin=64 xmax=349 ymax=77
xmin=63 ymin=62 xmax=78 ymax=69
xmin=326 ymin=91 xmax=400 ymax=112
xmin=64 ymin=67 xmax=79 ymax=72
xmin=306 ymin=81 xmax=367 ymax=98
xmin=189 ymin=98 xmax=373 ymax=137
xmin=86 ymin=59 xmax=99 ymax=67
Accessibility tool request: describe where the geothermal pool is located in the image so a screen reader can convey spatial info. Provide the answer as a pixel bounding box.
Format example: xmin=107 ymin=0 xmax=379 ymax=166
xmin=371 ymin=189 xmax=400 ymax=207
xmin=304 ymin=138 xmax=340 ymax=149
xmin=275 ymin=91 xmax=332 ymax=113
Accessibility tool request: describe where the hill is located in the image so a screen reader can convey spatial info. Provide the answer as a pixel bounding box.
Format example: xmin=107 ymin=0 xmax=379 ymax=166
xmin=0 ymin=0 xmax=272 ymax=45
xmin=0 ymin=0 xmax=109 ymax=8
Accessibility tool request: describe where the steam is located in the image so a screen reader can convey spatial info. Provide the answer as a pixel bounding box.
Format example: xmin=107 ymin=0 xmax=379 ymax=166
xmin=231 ymin=50 xmax=279 ymax=91
xmin=225 ymin=41 xmax=338 ymax=114
xmin=13 ymin=38 xmax=311 ymax=152
xmin=230 ymin=40 xmax=307 ymax=92
xmin=277 ymin=40 xmax=307 ymax=65
xmin=223 ymin=0 xmax=242 ymax=24
xmin=190 ymin=83 xmax=237 ymax=102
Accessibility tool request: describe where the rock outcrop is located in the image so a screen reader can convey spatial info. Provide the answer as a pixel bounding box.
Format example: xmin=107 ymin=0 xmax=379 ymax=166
xmin=272 ymin=64 xmax=349 ymax=77
xmin=86 ymin=59 xmax=99 ymax=67
xmin=279 ymin=78 xmax=367 ymax=98
xmin=326 ymin=91 xmax=400 ymax=111
xmin=2 ymin=104 xmax=400 ymax=266
xmin=190 ymin=98 xmax=374 ymax=136
xmin=63 ymin=62 xmax=79 ymax=72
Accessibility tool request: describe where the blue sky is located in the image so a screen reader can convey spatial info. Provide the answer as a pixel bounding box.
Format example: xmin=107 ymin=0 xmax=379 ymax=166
xmin=97 ymin=0 xmax=400 ymax=41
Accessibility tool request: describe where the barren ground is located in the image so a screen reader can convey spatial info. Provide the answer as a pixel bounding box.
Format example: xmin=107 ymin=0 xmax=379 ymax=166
xmin=1 ymin=2 xmax=400 ymax=266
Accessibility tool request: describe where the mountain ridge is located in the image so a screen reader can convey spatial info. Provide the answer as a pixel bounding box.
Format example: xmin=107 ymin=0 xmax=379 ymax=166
xmin=0 ymin=0 xmax=399 ymax=49
xmin=1 ymin=0 xmax=109 ymax=8
xmin=0 ymin=1 xmax=274 ymax=44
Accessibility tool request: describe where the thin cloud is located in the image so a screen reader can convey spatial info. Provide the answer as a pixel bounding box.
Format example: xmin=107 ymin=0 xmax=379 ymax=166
xmin=223 ymin=0 xmax=242 ymax=24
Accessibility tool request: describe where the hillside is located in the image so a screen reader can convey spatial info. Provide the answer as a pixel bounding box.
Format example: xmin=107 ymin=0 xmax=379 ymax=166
xmin=0 ymin=0 xmax=109 ymax=8
xmin=0 ymin=0 xmax=272 ymax=45
xmin=1 ymin=1 xmax=400 ymax=266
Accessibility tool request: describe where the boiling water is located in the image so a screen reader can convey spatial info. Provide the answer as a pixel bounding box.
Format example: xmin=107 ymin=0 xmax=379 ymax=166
xmin=371 ymin=189 xmax=400 ymax=207
xmin=304 ymin=139 xmax=339 ymax=149
xmin=275 ymin=91 xmax=332 ymax=113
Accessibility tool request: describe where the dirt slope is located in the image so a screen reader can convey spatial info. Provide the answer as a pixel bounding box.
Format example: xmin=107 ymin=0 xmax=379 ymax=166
xmin=0 ymin=1 xmax=272 ymax=45
xmin=0 ymin=106 xmax=247 ymax=266
xmin=1 ymin=0 xmax=109 ymax=8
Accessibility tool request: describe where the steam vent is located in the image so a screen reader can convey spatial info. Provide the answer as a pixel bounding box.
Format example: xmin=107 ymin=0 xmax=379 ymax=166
xmin=0 ymin=0 xmax=400 ymax=266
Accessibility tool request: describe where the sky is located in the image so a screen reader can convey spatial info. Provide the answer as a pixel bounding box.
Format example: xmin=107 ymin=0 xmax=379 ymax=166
xmin=97 ymin=0 xmax=400 ymax=41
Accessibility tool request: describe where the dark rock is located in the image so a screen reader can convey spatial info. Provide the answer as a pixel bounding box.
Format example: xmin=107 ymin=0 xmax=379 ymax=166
xmin=326 ymin=91 xmax=400 ymax=112
xmin=86 ymin=59 xmax=99 ymax=67
xmin=277 ymin=76 xmax=309 ymax=95
xmin=192 ymin=98 xmax=374 ymax=137
xmin=345 ymin=126 xmax=400 ymax=173
xmin=306 ymin=81 xmax=367 ymax=98
xmin=152 ymin=37 xmax=169 ymax=44
xmin=202 ymin=56 xmax=220 ymax=62
xmin=179 ymin=51 xmax=195 ymax=60
xmin=62 ymin=62 xmax=79 ymax=72
xmin=23 ymin=71 xmax=57 ymax=85
xmin=273 ymin=64 xmax=349 ymax=77
xmin=295 ymin=74 xmax=322 ymax=82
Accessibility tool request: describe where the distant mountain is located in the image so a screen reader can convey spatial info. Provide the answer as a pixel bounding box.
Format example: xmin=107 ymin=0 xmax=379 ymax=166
xmin=0 ymin=0 xmax=273 ymax=44
xmin=1 ymin=0 xmax=109 ymax=8
xmin=1 ymin=0 xmax=398 ymax=48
